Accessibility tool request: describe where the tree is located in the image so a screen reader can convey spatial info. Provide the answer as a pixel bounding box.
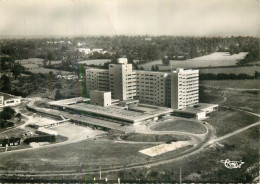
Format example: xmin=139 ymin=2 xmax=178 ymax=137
xmin=140 ymin=66 xmax=144 ymax=70
xmin=15 ymin=113 xmax=22 ymax=121
xmin=155 ymin=65 xmax=159 ymax=71
xmin=254 ymin=71 xmax=260 ymax=79
xmin=151 ymin=65 xmax=155 ymax=71
xmin=162 ymin=56 xmax=170 ymax=66
xmin=55 ymin=89 xmax=62 ymax=100
xmin=0 ymin=106 xmax=15 ymax=121
xmin=48 ymin=71 xmax=54 ymax=80
xmin=0 ymin=75 xmax=11 ymax=92
xmin=11 ymin=64 xmax=24 ymax=79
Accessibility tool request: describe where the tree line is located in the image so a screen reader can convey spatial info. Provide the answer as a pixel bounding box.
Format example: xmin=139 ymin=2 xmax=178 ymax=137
xmin=200 ymin=71 xmax=260 ymax=80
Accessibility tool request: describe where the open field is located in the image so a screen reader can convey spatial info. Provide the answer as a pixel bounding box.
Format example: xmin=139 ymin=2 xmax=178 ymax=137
xmin=0 ymin=140 xmax=192 ymax=172
xmin=139 ymin=52 xmax=248 ymax=70
xmin=0 ymin=128 xmax=25 ymax=138
xmin=33 ymin=125 xmax=259 ymax=182
xmin=200 ymin=84 xmax=260 ymax=112
xmin=201 ymin=79 xmax=260 ymax=90
xmin=151 ymin=119 xmax=207 ymax=134
xmin=120 ymin=133 xmax=190 ymax=142
xmin=132 ymin=125 xmax=259 ymax=183
xmin=206 ymin=107 xmax=259 ymax=137
xmin=78 ymin=59 xmax=110 ymax=65
xmin=29 ymin=67 xmax=70 ymax=75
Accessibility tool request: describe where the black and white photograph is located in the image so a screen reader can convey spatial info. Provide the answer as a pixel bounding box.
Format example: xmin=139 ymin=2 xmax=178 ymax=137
xmin=0 ymin=0 xmax=259 ymax=183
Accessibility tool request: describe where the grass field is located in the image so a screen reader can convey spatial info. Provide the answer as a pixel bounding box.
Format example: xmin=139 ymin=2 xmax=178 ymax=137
xmin=139 ymin=52 xmax=248 ymax=70
xmin=200 ymin=84 xmax=260 ymax=112
xmin=120 ymin=133 xmax=190 ymax=142
xmin=206 ymin=107 xmax=259 ymax=137
xmin=0 ymin=128 xmax=25 ymax=138
xmin=151 ymin=120 xmax=207 ymax=134
xmin=201 ymin=79 xmax=260 ymax=89
xmin=0 ymin=139 xmax=192 ymax=172
xmin=78 ymin=59 xmax=110 ymax=65
xmin=137 ymin=125 xmax=259 ymax=183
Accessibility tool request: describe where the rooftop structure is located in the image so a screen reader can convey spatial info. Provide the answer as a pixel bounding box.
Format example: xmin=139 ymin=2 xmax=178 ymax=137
xmin=90 ymin=90 xmax=112 ymax=107
xmin=173 ymin=103 xmax=218 ymax=120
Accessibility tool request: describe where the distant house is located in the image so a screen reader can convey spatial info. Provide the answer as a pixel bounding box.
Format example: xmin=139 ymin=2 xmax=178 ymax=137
xmin=0 ymin=137 xmax=21 ymax=147
xmin=78 ymin=48 xmax=91 ymax=55
xmin=0 ymin=92 xmax=21 ymax=107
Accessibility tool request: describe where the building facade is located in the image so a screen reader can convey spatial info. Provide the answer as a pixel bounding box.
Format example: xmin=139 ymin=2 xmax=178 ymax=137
xmin=171 ymin=69 xmax=199 ymax=109
xmin=109 ymin=58 xmax=137 ymax=100
xmin=136 ymin=71 xmax=168 ymax=106
xmin=85 ymin=68 xmax=110 ymax=97
xmin=86 ymin=58 xmax=136 ymax=101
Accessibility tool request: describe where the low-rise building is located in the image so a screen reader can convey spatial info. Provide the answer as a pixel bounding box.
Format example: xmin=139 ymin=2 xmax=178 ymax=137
xmin=0 ymin=92 xmax=21 ymax=107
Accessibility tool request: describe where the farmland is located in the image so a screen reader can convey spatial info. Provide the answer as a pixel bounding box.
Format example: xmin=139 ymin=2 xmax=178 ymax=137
xmin=139 ymin=52 xmax=248 ymax=70
xmin=78 ymin=59 xmax=110 ymax=65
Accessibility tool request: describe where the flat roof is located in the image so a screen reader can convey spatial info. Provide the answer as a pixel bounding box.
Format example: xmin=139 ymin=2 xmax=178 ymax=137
xmin=85 ymin=68 xmax=109 ymax=72
xmin=174 ymin=103 xmax=218 ymax=115
xmin=174 ymin=107 xmax=205 ymax=115
xmin=195 ymin=103 xmax=219 ymax=110
xmin=0 ymin=92 xmax=20 ymax=100
xmin=48 ymin=97 xmax=90 ymax=106
xmin=48 ymin=97 xmax=173 ymax=123
xmin=31 ymin=105 xmax=133 ymax=132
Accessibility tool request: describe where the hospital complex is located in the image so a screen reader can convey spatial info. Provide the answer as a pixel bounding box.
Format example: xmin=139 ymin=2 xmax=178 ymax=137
xmin=86 ymin=58 xmax=199 ymax=110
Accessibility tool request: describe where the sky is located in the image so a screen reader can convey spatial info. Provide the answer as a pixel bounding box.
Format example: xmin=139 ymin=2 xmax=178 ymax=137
xmin=0 ymin=0 xmax=259 ymax=37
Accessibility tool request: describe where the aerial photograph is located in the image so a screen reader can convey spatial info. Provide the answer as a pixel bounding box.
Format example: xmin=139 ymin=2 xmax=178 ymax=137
xmin=0 ymin=0 xmax=259 ymax=183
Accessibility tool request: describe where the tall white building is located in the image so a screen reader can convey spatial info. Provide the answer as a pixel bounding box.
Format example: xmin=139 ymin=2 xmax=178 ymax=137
xmin=85 ymin=68 xmax=109 ymax=97
xmin=86 ymin=58 xmax=136 ymax=101
xmin=136 ymin=71 xmax=168 ymax=106
xmin=109 ymin=58 xmax=137 ymax=100
xmin=171 ymin=68 xmax=199 ymax=109
xmin=85 ymin=58 xmax=199 ymax=109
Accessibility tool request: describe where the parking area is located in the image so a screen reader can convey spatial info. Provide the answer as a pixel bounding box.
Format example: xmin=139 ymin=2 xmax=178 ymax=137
xmin=49 ymin=123 xmax=105 ymax=142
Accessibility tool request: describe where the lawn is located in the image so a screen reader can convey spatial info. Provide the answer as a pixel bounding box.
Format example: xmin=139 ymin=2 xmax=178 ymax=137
xmin=151 ymin=120 xmax=207 ymax=134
